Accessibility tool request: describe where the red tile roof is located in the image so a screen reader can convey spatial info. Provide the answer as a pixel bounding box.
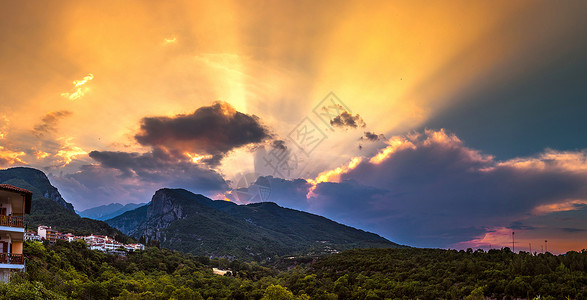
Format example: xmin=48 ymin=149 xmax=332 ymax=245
xmin=0 ymin=184 xmax=33 ymax=214
xmin=0 ymin=184 xmax=33 ymax=195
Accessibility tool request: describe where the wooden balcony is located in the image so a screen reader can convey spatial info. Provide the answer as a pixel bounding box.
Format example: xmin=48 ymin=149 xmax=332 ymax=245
xmin=0 ymin=253 xmax=23 ymax=265
xmin=0 ymin=215 xmax=24 ymax=228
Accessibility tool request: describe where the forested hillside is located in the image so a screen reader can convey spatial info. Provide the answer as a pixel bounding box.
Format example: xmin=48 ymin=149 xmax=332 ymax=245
xmin=27 ymin=197 xmax=130 ymax=242
xmin=0 ymin=167 xmax=74 ymax=212
xmin=107 ymin=188 xmax=399 ymax=260
xmin=2 ymin=241 xmax=586 ymax=299
xmin=0 ymin=167 xmax=130 ymax=240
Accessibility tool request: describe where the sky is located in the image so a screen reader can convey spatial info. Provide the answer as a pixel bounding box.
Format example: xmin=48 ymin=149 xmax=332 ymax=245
xmin=1 ymin=0 xmax=587 ymax=253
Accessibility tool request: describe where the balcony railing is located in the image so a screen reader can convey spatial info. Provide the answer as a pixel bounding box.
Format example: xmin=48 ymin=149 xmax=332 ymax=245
xmin=0 ymin=253 xmax=24 ymax=265
xmin=0 ymin=215 xmax=24 ymax=228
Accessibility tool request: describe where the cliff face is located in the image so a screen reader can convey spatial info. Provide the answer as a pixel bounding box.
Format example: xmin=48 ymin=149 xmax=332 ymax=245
xmin=0 ymin=167 xmax=75 ymax=212
xmin=42 ymin=187 xmax=73 ymax=212
xmin=147 ymin=189 xmax=185 ymax=221
xmin=137 ymin=189 xmax=188 ymax=242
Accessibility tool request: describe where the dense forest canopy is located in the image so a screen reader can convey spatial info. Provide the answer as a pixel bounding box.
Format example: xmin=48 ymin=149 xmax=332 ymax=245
xmin=1 ymin=241 xmax=586 ymax=299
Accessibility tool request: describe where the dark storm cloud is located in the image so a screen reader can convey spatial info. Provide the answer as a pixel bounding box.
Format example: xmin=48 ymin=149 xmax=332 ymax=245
xmin=330 ymin=111 xmax=366 ymax=129
xmin=88 ymin=149 xmax=227 ymax=190
xmin=271 ymin=140 xmax=287 ymax=151
xmin=257 ymin=129 xmax=587 ymax=248
xmin=52 ymin=102 xmax=278 ymax=209
xmin=89 ymin=148 xmax=174 ymax=177
xmin=53 ymin=148 xmax=229 ymax=209
xmin=360 ymin=131 xmax=385 ymax=142
xmin=33 ymin=111 xmax=72 ymax=137
xmin=336 ymin=131 xmax=587 ymax=247
xmin=359 ymin=131 xmax=386 ymax=148
xmin=135 ymin=102 xmax=272 ymax=159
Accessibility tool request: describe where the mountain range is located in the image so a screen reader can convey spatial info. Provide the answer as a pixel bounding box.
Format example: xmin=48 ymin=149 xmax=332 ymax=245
xmin=78 ymin=202 xmax=147 ymax=221
xmin=1 ymin=166 xmax=403 ymax=260
xmin=106 ymin=188 xmax=403 ymax=260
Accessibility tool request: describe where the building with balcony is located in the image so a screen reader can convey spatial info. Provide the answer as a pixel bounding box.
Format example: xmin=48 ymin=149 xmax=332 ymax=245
xmin=125 ymin=243 xmax=145 ymax=251
xmin=0 ymin=184 xmax=32 ymax=282
xmin=37 ymin=225 xmax=60 ymax=242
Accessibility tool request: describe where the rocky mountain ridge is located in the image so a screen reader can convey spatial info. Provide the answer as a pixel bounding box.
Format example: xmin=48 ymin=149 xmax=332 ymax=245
xmin=108 ymin=188 xmax=403 ymax=260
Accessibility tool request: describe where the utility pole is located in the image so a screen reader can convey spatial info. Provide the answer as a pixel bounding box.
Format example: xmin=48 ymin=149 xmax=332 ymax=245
xmin=512 ymin=232 xmax=515 ymax=253
xmin=545 ymin=240 xmax=548 ymax=253
xmin=529 ymin=243 xmax=532 ymax=255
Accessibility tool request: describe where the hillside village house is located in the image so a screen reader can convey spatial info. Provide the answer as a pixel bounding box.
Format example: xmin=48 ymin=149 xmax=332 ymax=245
xmin=24 ymin=231 xmax=41 ymax=242
xmin=0 ymin=184 xmax=32 ymax=282
xmin=37 ymin=225 xmax=61 ymax=241
xmin=81 ymin=234 xmax=144 ymax=252
xmin=32 ymin=227 xmax=145 ymax=253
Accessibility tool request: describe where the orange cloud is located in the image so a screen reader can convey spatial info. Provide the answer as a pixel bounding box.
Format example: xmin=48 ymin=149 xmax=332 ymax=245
xmin=61 ymin=74 xmax=94 ymax=101
xmin=533 ymin=199 xmax=587 ymax=215
xmin=306 ymin=157 xmax=362 ymax=197
xmin=0 ymin=115 xmax=8 ymax=140
xmin=369 ymin=137 xmax=416 ymax=164
xmin=163 ymin=36 xmax=177 ymax=45
xmin=495 ymin=150 xmax=587 ymax=172
xmin=184 ymin=152 xmax=213 ymax=164
xmin=55 ymin=138 xmax=88 ymax=166
xmin=0 ymin=146 xmax=26 ymax=166
xmin=308 ymin=157 xmax=362 ymax=185
xmin=34 ymin=150 xmax=50 ymax=160
xmin=306 ymin=129 xmax=494 ymax=196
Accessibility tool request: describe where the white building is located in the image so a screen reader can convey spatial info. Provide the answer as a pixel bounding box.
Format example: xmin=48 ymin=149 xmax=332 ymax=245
xmin=36 ymin=228 xmax=144 ymax=254
xmin=62 ymin=233 xmax=78 ymax=242
xmin=125 ymin=244 xmax=145 ymax=251
xmin=24 ymin=231 xmax=41 ymax=242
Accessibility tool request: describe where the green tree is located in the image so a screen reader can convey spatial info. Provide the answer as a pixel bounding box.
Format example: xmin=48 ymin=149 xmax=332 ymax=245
xmin=262 ymin=284 xmax=295 ymax=300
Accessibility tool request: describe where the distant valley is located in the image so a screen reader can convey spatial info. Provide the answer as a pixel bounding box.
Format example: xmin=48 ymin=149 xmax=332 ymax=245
xmin=78 ymin=202 xmax=147 ymax=221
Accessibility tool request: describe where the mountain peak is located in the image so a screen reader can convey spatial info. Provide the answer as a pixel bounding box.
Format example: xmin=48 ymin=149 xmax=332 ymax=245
xmin=148 ymin=188 xmax=213 ymax=219
xmin=0 ymin=167 xmax=75 ymax=212
xmin=108 ymin=188 xmax=403 ymax=260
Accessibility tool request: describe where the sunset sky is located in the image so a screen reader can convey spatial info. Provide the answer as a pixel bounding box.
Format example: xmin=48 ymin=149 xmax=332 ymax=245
xmin=1 ymin=1 xmax=587 ymax=253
